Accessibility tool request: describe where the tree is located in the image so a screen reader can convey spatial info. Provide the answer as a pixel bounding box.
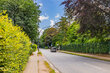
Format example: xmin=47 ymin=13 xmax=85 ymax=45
xmin=40 ymin=27 xmax=58 ymax=47
xmin=52 ymin=33 xmax=64 ymax=46
xmin=55 ymin=17 xmax=69 ymax=44
xmin=62 ymin=0 xmax=110 ymax=37
xmin=56 ymin=17 xmax=69 ymax=33
xmin=0 ymin=0 xmax=41 ymax=42
xmin=67 ymin=21 xmax=79 ymax=43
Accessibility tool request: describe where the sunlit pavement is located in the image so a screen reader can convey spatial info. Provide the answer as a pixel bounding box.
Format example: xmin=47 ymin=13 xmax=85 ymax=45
xmin=40 ymin=49 xmax=110 ymax=73
xmin=23 ymin=51 xmax=38 ymax=73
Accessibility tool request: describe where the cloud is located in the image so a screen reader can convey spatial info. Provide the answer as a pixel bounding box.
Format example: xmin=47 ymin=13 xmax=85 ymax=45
xmin=39 ymin=3 xmax=43 ymax=8
xmin=55 ymin=13 xmax=60 ymax=18
xmin=39 ymin=15 xmax=49 ymax=21
xmin=39 ymin=28 xmax=44 ymax=37
xmin=50 ymin=20 xmax=55 ymax=27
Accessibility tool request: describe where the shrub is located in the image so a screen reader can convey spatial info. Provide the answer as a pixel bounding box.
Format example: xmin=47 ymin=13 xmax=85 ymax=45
xmin=37 ymin=51 xmax=42 ymax=56
xmin=45 ymin=46 xmax=49 ymax=49
xmin=0 ymin=11 xmax=31 ymax=73
xmin=61 ymin=42 xmax=109 ymax=54
xmin=30 ymin=44 xmax=37 ymax=55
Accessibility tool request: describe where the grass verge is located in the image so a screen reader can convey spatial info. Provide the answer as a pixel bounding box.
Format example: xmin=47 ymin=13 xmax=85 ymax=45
xmin=37 ymin=60 xmax=39 ymax=73
xmin=44 ymin=61 xmax=56 ymax=73
xmin=60 ymin=51 xmax=110 ymax=62
xmin=37 ymin=51 xmax=42 ymax=56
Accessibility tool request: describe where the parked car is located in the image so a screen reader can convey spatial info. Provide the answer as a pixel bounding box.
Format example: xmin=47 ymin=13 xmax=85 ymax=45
xmin=50 ymin=47 xmax=57 ymax=52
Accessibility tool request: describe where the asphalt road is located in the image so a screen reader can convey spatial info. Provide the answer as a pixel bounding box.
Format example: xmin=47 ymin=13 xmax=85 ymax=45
xmin=40 ymin=49 xmax=110 ymax=73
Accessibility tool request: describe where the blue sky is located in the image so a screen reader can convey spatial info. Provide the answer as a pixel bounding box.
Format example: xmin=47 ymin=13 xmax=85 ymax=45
xmin=35 ymin=0 xmax=64 ymax=35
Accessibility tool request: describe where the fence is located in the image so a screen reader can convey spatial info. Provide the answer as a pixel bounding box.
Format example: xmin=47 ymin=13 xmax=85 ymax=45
xmin=61 ymin=42 xmax=110 ymax=54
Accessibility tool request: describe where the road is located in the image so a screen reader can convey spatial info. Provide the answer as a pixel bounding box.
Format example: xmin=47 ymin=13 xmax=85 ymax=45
xmin=40 ymin=49 xmax=110 ymax=73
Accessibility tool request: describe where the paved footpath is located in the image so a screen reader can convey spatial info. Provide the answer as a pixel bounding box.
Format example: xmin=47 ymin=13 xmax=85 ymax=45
xmin=23 ymin=51 xmax=38 ymax=73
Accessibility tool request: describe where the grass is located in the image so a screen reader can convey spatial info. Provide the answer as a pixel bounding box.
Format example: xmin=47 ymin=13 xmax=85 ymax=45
xmin=37 ymin=51 xmax=42 ymax=56
xmin=60 ymin=51 xmax=110 ymax=62
xmin=37 ymin=60 xmax=39 ymax=73
xmin=44 ymin=61 xmax=56 ymax=73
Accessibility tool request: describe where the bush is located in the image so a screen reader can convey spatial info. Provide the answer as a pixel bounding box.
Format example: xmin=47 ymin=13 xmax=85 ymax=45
xmin=37 ymin=51 xmax=42 ymax=56
xmin=0 ymin=11 xmax=31 ymax=73
xmin=61 ymin=42 xmax=109 ymax=54
xmin=45 ymin=46 xmax=49 ymax=49
xmin=30 ymin=44 xmax=37 ymax=55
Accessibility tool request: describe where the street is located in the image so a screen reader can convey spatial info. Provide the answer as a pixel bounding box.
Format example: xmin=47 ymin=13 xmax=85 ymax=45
xmin=40 ymin=49 xmax=110 ymax=73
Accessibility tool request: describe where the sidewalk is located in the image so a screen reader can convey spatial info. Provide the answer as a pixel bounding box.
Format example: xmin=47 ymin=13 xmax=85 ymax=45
xmin=38 ymin=55 xmax=49 ymax=73
xmin=60 ymin=50 xmax=110 ymax=61
xmin=23 ymin=51 xmax=57 ymax=73
xmin=37 ymin=52 xmax=58 ymax=73
xmin=23 ymin=51 xmax=38 ymax=73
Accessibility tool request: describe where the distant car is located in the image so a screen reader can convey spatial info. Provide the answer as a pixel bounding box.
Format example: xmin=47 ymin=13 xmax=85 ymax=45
xmin=50 ymin=47 xmax=57 ymax=52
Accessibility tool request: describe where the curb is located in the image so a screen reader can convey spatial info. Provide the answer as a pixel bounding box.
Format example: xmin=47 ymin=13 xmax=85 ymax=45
xmin=42 ymin=55 xmax=61 ymax=73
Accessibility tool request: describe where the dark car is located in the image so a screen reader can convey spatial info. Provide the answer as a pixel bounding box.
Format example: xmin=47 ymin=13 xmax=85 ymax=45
xmin=50 ymin=47 xmax=57 ymax=52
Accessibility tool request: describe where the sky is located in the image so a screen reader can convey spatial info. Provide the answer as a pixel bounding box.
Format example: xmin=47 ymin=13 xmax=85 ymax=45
xmin=35 ymin=0 xmax=65 ymax=36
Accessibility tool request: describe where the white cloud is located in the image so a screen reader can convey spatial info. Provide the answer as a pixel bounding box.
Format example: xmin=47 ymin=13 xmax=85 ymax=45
xmin=39 ymin=3 xmax=43 ymax=8
xmin=50 ymin=20 xmax=55 ymax=27
xmin=55 ymin=13 xmax=60 ymax=18
xmin=39 ymin=15 xmax=49 ymax=21
xmin=39 ymin=28 xmax=44 ymax=37
xmin=44 ymin=13 xmax=47 ymax=16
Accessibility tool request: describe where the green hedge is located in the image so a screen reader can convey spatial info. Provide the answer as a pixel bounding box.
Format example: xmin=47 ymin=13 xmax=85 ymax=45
xmin=30 ymin=44 xmax=37 ymax=55
xmin=0 ymin=11 xmax=31 ymax=73
xmin=61 ymin=42 xmax=110 ymax=54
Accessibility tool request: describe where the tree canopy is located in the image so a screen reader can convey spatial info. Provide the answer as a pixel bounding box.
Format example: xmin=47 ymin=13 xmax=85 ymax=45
xmin=62 ymin=0 xmax=110 ymax=37
xmin=0 ymin=0 xmax=41 ymax=42
xmin=40 ymin=27 xmax=58 ymax=47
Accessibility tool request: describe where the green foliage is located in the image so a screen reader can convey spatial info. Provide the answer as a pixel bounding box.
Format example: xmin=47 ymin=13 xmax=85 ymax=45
xmin=59 ymin=21 xmax=109 ymax=54
xmin=0 ymin=11 xmax=31 ymax=73
xmin=37 ymin=51 xmax=42 ymax=56
xmin=61 ymin=42 xmax=109 ymax=54
xmin=30 ymin=44 xmax=37 ymax=55
xmin=39 ymin=42 xmax=45 ymax=48
xmin=44 ymin=61 xmax=56 ymax=73
xmin=66 ymin=21 xmax=79 ymax=43
xmin=31 ymin=44 xmax=37 ymax=52
xmin=62 ymin=0 xmax=110 ymax=37
xmin=56 ymin=17 xmax=69 ymax=33
xmin=40 ymin=27 xmax=58 ymax=47
xmin=51 ymin=17 xmax=69 ymax=46
xmin=45 ymin=19 xmax=110 ymax=54
xmin=52 ymin=33 xmax=64 ymax=46
xmin=0 ymin=0 xmax=41 ymax=42
xmin=45 ymin=46 xmax=49 ymax=49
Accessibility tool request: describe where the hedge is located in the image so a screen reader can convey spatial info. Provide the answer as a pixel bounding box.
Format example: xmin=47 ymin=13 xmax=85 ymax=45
xmin=30 ymin=44 xmax=37 ymax=55
xmin=0 ymin=11 xmax=31 ymax=73
xmin=61 ymin=42 xmax=110 ymax=54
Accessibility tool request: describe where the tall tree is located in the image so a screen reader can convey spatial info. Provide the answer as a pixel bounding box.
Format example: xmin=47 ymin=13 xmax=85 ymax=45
xmin=0 ymin=0 xmax=41 ymax=42
xmin=56 ymin=17 xmax=69 ymax=33
xmin=62 ymin=0 xmax=110 ymax=37
xmin=55 ymin=17 xmax=69 ymax=43
xmin=67 ymin=21 xmax=79 ymax=43
xmin=40 ymin=27 xmax=58 ymax=47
